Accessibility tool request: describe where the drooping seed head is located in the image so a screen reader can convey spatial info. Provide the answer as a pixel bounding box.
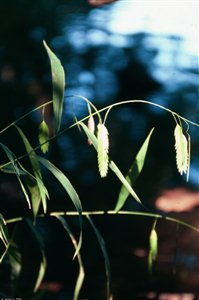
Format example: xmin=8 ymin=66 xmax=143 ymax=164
xmin=97 ymin=123 xmax=109 ymax=178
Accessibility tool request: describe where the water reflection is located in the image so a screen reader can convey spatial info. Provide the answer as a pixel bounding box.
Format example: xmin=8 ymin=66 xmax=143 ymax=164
xmin=59 ymin=2 xmax=198 ymax=100
xmin=50 ymin=1 xmax=199 ymax=193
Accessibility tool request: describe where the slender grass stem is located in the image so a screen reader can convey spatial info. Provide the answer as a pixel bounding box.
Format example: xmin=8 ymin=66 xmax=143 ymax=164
xmin=5 ymin=210 xmax=199 ymax=233
xmin=0 ymin=100 xmax=53 ymax=134
xmin=69 ymin=99 xmax=199 ymax=128
xmin=0 ymin=98 xmax=199 ymax=170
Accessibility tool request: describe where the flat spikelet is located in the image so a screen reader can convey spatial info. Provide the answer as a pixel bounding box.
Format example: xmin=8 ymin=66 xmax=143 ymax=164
xmin=39 ymin=120 xmax=49 ymax=154
xmin=88 ymin=116 xmax=95 ymax=145
xmin=174 ymin=124 xmax=188 ymax=175
xmin=148 ymin=228 xmax=158 ymax=274
xmin=97 ymin=123 xmax=109 ymax=178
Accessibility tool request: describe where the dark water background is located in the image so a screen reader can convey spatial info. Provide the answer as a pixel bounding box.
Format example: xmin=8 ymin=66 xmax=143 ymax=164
xmin=0 ymin=1 xmax=198 ymax=299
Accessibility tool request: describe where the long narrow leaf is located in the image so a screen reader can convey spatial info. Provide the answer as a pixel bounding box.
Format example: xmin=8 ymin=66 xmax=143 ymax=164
xmin=86 ymin=215 xmax=112 ymax=300
xmin=0 ymin=143 xmax=31 ymax=208
xmin=25 ymin=177 xmax=43 ymax=218
xmin=56 ymin=216 xmax=85 ymax=300
xmin=79 ymin=122 xmax=97 ymax=150
xmin=26 ymin=219 xmax=47 ymax=292
xmin=115 ymin=128 xmax=154 ymax=211
xmin=0 ymin=164 xmax=27 ymax=175
xmin=15 ymin=125 xmax=41 ymax=177
xmin=38 ymin=157 xmax=82 ymax=257
xmin=15 ymin=125 xmax=49 ymax=217
xmin=0 ymin=214 xmax=9 ymax=247
xmin=0 ymin=214 xmax=9 ymax=263
xmin=43 ymin=41 xmax=65 ymax=134
xmin=110 ymin=161 xmax=142 ymax=208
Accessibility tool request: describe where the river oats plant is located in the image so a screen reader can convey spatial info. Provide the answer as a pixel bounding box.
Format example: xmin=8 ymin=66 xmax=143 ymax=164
xmin=0 ymin=42 xmax=198 ymax=300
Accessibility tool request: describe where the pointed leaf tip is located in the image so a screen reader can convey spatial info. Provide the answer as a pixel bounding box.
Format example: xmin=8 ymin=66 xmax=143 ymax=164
xmin=43 ymin=41 xmax=65 ymax=134
xmin=115 ymin=128 xmax=154 ymax=211
xmin=39 ymin=120 xmax=49 ymax=154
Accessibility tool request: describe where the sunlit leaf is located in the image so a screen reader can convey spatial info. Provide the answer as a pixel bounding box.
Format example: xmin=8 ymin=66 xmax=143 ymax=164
xmin=174 ymin=124 xmax=189 ymax=175
xmin=15 ymin=125 xmax=41 ymax=177
xmin=79 ymin=122 xmax=97 ymax=150
xmin=0 ymin=214 xmax=9 ymax=263
xmin=0 ymin=243 xmax=8 ymax=264
xmin=15 ymin=125 xmax=49 ymax=217
xmin=38 ymin=120 xmax=49 ymax=154
xmin=26 ymin=179 xmax=40 ymax=219
xmin=0 ymin=143 xmax=31 ymax=209
xmin=43 ymin=41 xmax=65 ymax=134
xmin=110 ymin=161 xmax=142 ymax=209
xmin=35 ymin=258 xmax=46 ymax=293
xmin=56 ymin=216 xmax=85 ymax=300
xmin=115 ymin=128 xmax=154 ymax=211
xmin=26 ymin=219 xmax=47 ymax=292
xmin=0 ymin=226 xmax=21 ymax=287
xmin=0 ymin=214 xmax=9 ymax=247
xmin=97 ymin=123 xmax=109 ymax=178
xmin=38 ymin=157 xmax=82 ymax=257
xmin=0 ymin=164 xmax=27 ymax=175
xmin=86 ymin=215 xmax=112 ymax=300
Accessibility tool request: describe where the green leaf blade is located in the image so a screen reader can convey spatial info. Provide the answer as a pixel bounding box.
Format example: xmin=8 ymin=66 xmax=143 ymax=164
xmin=0 ymin=143 xmax=31 ymax=208
xmin=80 ymin=121 xmax=142 ymax=209
xmin=0 ymin=214 xmax=9 ymax=247
xmin=110 ymin=161 xmax=142 ymax=210
xmin=38 ymin=157 xmax=82 ymax=256
xmin=26 ymin=219 xmax=47 ymax=292
xmin=43 ymin=41 xmax=65 ymax=134
xmin=15 ymin=125 xmax=48 ymax=217
xmin=79 ymin=122 xmax=98 ymax=150
xmin=38 ymin=157 xmax=82 ymax=213
xmin=56 ymin=216 xmax=85 ymax=300
xmin=0 ymin=164 xmax=27 ymax=175
xmin=86 ymin=215 xmax=112 ymax=300
xmin=38 ymin=120 xmax=49 ymax=154
xmin=115 ymin=128 xmax=154 ymax=211
xmin=0 ymin=214 xmax=9 ymax=263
